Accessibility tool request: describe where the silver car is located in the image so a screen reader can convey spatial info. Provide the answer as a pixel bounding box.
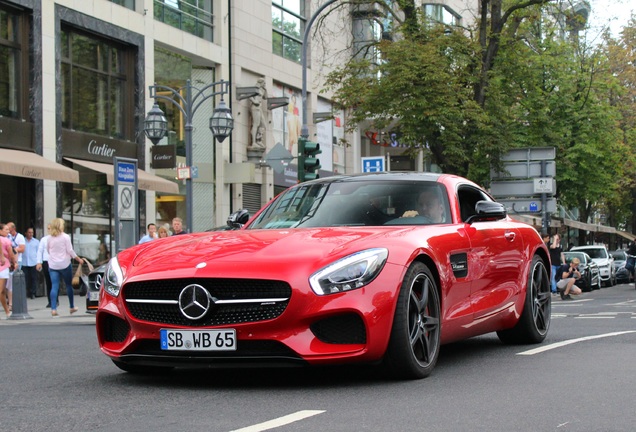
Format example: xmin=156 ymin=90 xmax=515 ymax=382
xmin=570 ymin=245 xmax=615 ymax=287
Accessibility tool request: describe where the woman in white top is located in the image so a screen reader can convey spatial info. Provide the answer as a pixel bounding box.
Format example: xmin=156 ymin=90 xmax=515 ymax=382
xmin=47 ymin=218 xmax=84 ymax=317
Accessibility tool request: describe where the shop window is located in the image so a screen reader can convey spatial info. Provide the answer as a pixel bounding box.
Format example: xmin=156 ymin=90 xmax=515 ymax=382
xmin=63 ymin=165 xmax=113 ymax=266
xmin=272 ymin=0 xmax=305 ymax=63
xmin=61 ymin=28 xmax=134 ymax=140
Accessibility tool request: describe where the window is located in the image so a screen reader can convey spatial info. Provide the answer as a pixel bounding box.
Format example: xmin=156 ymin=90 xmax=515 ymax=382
xmin=154 ymin=0 xmax=214 ymax=42
xmin=109 ymin=0 xmax=135 ymax=10
xmin=423 ymin=4 xmax=461 ymax=27
xmin=0 ymin=6 xmax=26 ymax=119
xmin=272 ymin=0 xmax=305 ymax=63
xmin=61 ymin=28 xmax=133 ymax=139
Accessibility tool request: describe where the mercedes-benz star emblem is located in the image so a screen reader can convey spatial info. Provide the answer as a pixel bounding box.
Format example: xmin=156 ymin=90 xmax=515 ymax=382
xmin=178 ymin=284 xmax=212 ymax=320
xmin=95 ymin=274 xmax=103 ymax=289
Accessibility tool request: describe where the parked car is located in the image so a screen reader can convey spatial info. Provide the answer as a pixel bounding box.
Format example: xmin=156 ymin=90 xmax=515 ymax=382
xmin=86 ymin=263 xmax=107 ymax=314
xmin=96 ymin=172 xmax=552 ymax=380
xmin=562 ymin=251 xmax=601 ymax=291
xmin=611 ymin=250 xmax=632 ymax=284
xmin=570 ymin=245 xmax=615 ymax=287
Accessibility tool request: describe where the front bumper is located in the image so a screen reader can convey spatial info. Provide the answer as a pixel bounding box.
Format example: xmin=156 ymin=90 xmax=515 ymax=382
xmin=96 ymin=265 xmax=403 ymax=369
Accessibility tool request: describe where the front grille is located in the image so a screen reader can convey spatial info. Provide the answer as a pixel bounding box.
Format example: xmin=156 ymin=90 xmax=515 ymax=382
xmin=123 ymin=278 xmax=291 ymax=326
xmin=310 ymin=314 xmax=367 ymax=344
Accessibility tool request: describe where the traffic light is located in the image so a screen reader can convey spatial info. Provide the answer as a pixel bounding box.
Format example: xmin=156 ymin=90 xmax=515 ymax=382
xmin=298 ymin=137 xmax=322 ymax=182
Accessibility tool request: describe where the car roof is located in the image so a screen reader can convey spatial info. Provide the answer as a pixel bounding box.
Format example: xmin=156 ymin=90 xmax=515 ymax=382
xmin=571 ymin=245 xmax=607 ymax=250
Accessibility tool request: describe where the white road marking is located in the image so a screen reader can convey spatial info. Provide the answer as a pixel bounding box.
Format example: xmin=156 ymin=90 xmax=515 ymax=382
xmin=517 ymin=331 xmax=636 ymax=356
xmin=229 ymin=410 xmax=326 ymax=432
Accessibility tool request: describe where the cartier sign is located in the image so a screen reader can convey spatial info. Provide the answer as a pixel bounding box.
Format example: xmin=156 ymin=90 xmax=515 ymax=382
xmin=151 ymin=145 xmax=176 ymax=169
xmin=62 ymin=130 xmax=137 ymax=163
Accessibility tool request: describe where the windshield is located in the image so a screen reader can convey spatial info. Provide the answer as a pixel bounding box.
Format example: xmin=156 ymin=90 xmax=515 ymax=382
xmin=579 ymin=248 xmax=608 ymax=259
xmin=611 ymin=251 xmax=626 ymax=261
xmin=248 ymin=180 xmax=452 ymax=229
xmin=564 ymin=252 xmax=587 ymax=264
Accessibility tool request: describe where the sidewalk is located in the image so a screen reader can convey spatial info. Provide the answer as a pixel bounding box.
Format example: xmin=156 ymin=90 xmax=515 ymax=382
xmin=1 ymin=294 xmax=96 ymax=325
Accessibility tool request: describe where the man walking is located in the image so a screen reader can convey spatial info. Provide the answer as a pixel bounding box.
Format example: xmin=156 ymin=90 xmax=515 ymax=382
xmin=22 ymin=227 xmax=39 ymax=299
xmin=138 ymin=223 xmax=157 ymax=244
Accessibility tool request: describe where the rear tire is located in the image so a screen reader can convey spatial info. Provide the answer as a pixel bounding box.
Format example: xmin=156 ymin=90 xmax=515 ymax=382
xmin=384 ymin=262 xmax=441 ymax=379
xmin=497 ymin=256 xmax=551 ymax=344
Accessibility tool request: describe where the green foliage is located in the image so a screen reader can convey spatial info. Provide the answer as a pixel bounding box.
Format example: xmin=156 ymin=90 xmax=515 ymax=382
xmin=325 ymin=1 xmax=635 ymax=232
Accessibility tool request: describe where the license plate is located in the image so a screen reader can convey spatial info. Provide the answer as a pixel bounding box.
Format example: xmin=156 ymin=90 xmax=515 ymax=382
xmin=89 ymin=291 xmax=100 ymax=301
xmin=160 ymin=329 xmax=237 ymax=351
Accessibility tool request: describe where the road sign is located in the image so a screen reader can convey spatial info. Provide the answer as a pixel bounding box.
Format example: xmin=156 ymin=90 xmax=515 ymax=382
xmin=491 ymin=179 xmax=556 ymax=197
xmin=265 ymin=143 xmax=294 ymax=174
xmin=177 ymin=167 xmax=191 ymax=180
xmin=498 ymin=198 xmax=557 ymax=213
xmin=362 ymin=156 xmax=385 ymax=173
xmin=500 ymin=147 xmax=555 ymax=161
xmin=533 ymin=177 xmax=554 ymax=194
xmin=491 ymin=161 xmax=555 ymax=179
xmin=191 ymin=166 xmax=199 ymax=179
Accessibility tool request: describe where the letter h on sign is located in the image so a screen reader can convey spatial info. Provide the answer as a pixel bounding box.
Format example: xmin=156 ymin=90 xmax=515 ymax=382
xmin=361 ymin=156 xmax=385 ymax=173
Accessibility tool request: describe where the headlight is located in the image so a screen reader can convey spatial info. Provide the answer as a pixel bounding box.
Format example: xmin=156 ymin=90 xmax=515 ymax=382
xmin=103 ymin=257 xmax=124 ymax=297
xmin=309 ymin=248 xmax=388 ymax=295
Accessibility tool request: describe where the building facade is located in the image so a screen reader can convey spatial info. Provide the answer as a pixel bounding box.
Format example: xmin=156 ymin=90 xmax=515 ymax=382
xmin=0 ymin=0 xmax=472 ymax=263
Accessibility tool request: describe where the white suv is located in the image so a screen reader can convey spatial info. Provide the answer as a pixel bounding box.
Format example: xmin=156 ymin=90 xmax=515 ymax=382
xmin=570 ymin=245 xmax=616 ymax=287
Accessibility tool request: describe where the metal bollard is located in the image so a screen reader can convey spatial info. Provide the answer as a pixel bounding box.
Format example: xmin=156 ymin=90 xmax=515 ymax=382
xmin=8 ymin=269 xmax=33 ymax=320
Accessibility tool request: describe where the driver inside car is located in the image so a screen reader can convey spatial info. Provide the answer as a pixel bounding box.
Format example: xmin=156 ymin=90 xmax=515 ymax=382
xmin=402 ymin=188 xmax=446 ymax=223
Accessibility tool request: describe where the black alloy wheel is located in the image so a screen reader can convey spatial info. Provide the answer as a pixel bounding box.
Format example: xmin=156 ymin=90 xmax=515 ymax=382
xmin=384 ymin=262 xmax=441 ymax=379
xmin=498 ymin=255 xmax=551 ymax=344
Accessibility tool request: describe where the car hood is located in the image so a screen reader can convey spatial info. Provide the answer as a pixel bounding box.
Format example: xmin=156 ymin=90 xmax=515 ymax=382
xmin=591 ymin=258 xmax=611 ymax=266
xmin=123 ymin=227 xmax=427 ymax=281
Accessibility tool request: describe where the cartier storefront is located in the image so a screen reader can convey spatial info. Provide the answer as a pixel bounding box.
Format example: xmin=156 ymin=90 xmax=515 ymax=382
xmin=61 ymin=130 xmax=177 ymax=265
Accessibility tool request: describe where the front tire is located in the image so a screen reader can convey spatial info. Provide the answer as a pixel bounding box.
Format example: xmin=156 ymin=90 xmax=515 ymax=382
xmin=497 ymin=255 xmax=551 ymax=344
xmin=384 ymin=262 xmax=441 ymax=379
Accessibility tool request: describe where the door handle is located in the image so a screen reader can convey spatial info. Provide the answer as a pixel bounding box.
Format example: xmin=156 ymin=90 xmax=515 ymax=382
xmin=504 ymin=231 xmax=516 ymax=241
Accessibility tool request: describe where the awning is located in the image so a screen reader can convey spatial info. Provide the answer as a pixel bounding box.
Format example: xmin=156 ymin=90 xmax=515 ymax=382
xmin=0 ymin=148 xmax=79 ymax=183
xmin=617 ymin=231 xmax=636 ymax=241
xmin=65 ymin=157 xmax=179 ymax=194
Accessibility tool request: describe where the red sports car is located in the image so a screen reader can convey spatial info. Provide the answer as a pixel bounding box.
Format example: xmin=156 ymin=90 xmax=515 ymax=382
xmin=96 ymin=172 xmax=551 ymax=379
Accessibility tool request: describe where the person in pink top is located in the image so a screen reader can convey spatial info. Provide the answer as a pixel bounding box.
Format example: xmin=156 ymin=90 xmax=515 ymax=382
xmin=47 ymin=218 xmax=84 ymax=317
xmin=0 ymin=223 xmax=17 ymax=318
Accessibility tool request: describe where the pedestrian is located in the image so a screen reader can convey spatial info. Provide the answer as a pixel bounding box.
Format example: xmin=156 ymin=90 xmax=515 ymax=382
xmin=555 ymin=257 xmax=583 ymax=300
xmin=0 ymin=223 xmax=17 ymax=318
xmin=6 ymin=221 xmax=25 ymax=311
xmin=139 ymin=223 xmax=158 ymax=244
xmin=22 ymin=227 xmax=40 ymax=299
xmin=47 ymin=218 xmax=84 ymax=317
xmin=158 ymin=226 xmax=170 ymax=238
xmin=626 ymin=241 xmax=636 ymax=283
xmin=549 ymin=233 xmax=565 ymax=294
xmin=36 ymin=224 xmax=55 ymax=308
xmin=172 ymin=217 xmax=185 ymax=235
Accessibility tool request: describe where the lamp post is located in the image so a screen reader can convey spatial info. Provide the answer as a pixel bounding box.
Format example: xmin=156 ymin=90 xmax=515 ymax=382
xmin=144 ymin=79 xmax=234 ymax=233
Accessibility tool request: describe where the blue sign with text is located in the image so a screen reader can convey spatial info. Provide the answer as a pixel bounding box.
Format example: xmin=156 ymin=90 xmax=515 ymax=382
xmin=117 ymin=162 xmax=136 ymax=183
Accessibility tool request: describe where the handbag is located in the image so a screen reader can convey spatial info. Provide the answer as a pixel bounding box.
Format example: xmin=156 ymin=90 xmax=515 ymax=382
xmin=72 ymin=258 xmax=94 ymax=289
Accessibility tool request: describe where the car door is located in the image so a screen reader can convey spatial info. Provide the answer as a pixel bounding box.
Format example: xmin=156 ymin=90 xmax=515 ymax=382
xmin=458 ymin=185 xmax=524 ymax=322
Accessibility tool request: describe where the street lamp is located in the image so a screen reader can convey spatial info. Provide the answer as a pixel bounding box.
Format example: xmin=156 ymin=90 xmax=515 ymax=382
xmin=144 ymin=79 xmax=234 ymax=233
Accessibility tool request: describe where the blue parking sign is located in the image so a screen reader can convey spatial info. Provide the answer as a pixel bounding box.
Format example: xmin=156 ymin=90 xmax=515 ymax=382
xmin=362 ymin=156 xmax=385 ymax=173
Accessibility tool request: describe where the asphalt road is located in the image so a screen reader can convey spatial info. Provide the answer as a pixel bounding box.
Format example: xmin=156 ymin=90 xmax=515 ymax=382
xmin=1 ymin=284 xmax=635 ymax=432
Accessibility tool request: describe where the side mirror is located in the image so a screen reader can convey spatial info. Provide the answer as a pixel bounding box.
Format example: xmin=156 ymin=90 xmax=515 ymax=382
xmin=227 ymin=209 xmax=250 ymax=229
xmin=465 ymin=200 xmax=507 ymax=224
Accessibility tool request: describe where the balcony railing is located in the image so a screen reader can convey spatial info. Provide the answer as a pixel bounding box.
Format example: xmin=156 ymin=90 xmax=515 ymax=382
xmin=154 ymin=0 xmax=214 ymax=42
